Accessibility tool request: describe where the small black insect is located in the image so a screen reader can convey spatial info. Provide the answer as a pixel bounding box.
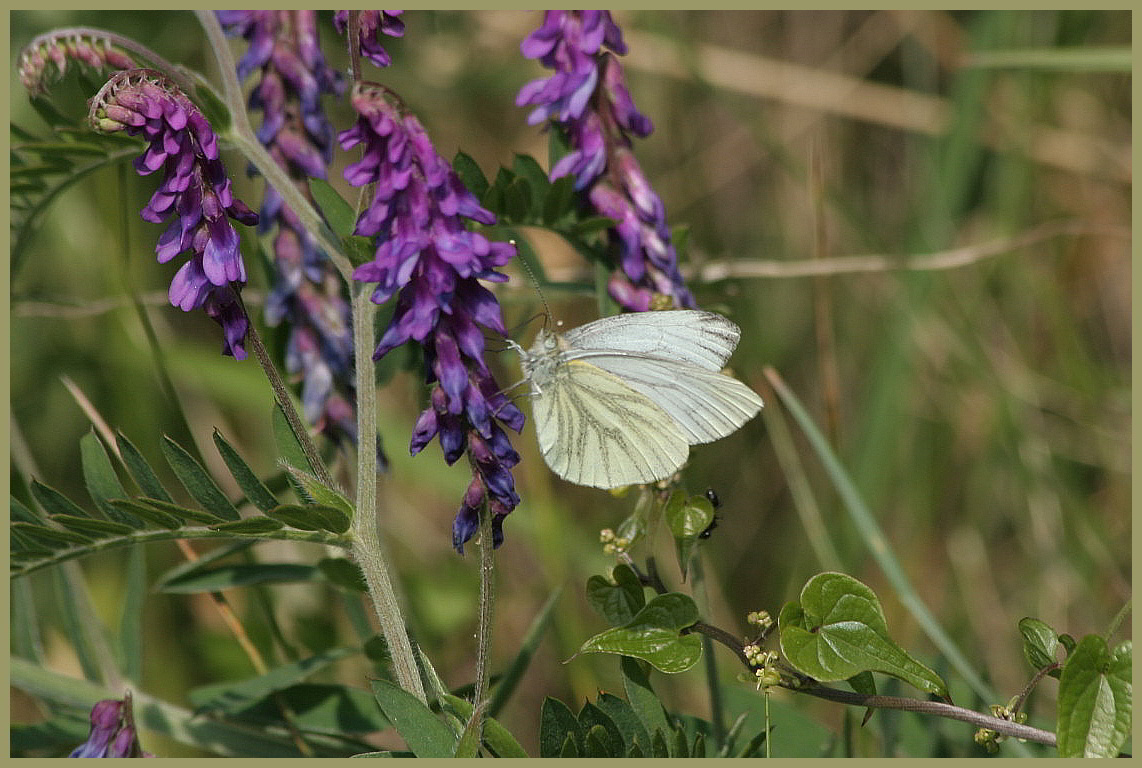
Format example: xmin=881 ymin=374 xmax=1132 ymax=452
xmin=699 ymin=488 xmax=722 ymax=539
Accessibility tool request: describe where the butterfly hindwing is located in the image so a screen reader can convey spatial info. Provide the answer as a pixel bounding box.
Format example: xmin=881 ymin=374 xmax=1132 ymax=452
xmin=571 ymin=354 xmax=763 ymax=445
xmin=532 ymin=359 xmax=689 ymax=489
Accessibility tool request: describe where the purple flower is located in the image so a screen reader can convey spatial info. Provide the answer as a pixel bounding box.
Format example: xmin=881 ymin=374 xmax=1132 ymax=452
xmin=69 ymin=695 xmax=152 ymax=758
xmin=90 ymin=69 xmax=258 ymax=358
xmin=217 ymin=13 xmax=380 ymax=465
xmin=334 ymin=11 xmax=405 ymax=69
xmin=516 ymin=11 xmax=694 ymax=310
xmin=18 ymin=30 xmax=135 ymax=96
xmin=341 ymin=82 xmax=523 ymax=552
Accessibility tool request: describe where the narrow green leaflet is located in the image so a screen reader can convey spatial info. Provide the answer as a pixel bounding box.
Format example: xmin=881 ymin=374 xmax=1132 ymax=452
xmin=116 ymin=433 xmax=173 ymax=501
xmin=586 ymin=564 xmax=645 ymax=626
xmin=208 ymin=518 xmax=286 ymax=535
xmin=50 ymin=515 xmax=134 ymax=537
xmin=80 ymin=431 xmax=141 ymax=527
xmin=272 ymin=400 xmax=317 ymax=477
xmin=265 ymin=503 xmax=350 ymax=534
xmin=190 ymin=647 xmax=356 ymax=714
xmin=133 ymin=496 xmax=225 ymax=525
xmin=778 ymin=572 xmax=948 ymax=698
xmin=318 ymin=557 xmax=368 ymax=592
xmin=283 ymin=466 xmax=354 ymax=520
xmin=452 ymin=150 xmax=489 ymax=199
xmin=159 ymin=563 xmax=324 ymax=594
xmin=1056 ymin=636 xmax=1131 ymax=758
xmin=578 ymin=593 xmax=702 ymax=674
xmin=161 ymin=436 xmax=240 ymax=520
xmin=370 ymin=680 xmax=457 ymax=758
xmin=31 ymin=480 xmax=91 ymax=519
xmin=213 ymin=430 xmax=279 ymax=512
xmin=231 ymin=683 xmax=391 ymax=736
xmin=441 ymin=694 xmax=529 ymax=758
xmin=308 ymin=178 xmax=357 ymax=237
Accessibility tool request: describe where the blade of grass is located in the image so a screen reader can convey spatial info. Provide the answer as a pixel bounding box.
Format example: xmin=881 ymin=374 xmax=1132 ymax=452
xmin=764 ymin=367 xmax=992 ymax=701
xmin=757 ymin=377 xmax=843 ymax=571
xmin=488 ymin=586 xmax=563 ymax=718
xmin=118 ymin=547 xmax=146 ymax=682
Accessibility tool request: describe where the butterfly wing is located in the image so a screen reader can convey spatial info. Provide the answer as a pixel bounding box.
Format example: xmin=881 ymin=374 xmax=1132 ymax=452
xmin=574 ymin=353 xmax=763 ymax=444
xmin=561 ymin=310 xmax=741 ymax=371
xmin=532 ymin=359 xmax=689 ymax=489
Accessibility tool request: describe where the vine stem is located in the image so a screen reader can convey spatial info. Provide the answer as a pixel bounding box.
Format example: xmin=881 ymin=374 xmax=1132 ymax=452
xmin=350 ymin=289 xmax=425 ymax=703
xmin=194 ymin=10 xmax=353 ymax=283
xmin=687 ymin=621 xmax=1058 ymax=748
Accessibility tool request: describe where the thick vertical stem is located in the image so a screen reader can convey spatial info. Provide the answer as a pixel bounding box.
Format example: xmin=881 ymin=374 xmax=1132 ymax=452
xmin=350 ymin=289 xmax=425 ymax=702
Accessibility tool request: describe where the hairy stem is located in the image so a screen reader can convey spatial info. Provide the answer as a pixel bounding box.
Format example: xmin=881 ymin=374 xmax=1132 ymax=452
xmin=242 ymin=310 xmax=335 ymax=489
xmin=473 ymin=504 xmax=495 ymax=729
xmin=349 ymin=289 xmax=425 ymax=702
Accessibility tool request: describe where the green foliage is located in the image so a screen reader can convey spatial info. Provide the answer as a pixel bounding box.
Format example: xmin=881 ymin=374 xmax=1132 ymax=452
xmin=779 ymin=572 xmax=948 ymax=698
xmin=1056 ymin=636 xmax=1131 ymax=757
xmin=10 ymin=109 xmax=142 ymax=277
xmin=1020 ymin=616 xmax=1063 ymax=676
xmin=586 ymin=563 xmax=646 ymax=625
xmin=10 ymin=431 xmax=351 ymax=578
xmin=577 ymin=592 xmax=702 ymax=674
xmin=369 ymin=680 xmax=458 ymax=757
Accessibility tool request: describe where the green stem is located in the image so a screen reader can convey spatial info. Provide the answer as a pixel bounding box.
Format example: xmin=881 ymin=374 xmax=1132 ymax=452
xmin=11 ymin=528 xmax=351 ymax=578
xmin=349 ymin=288 xmax=424 ymax=702
xmin=242 ymin=311 xmax=334 ymax=489
xmin=194 ymin=10 xmax=353 ymax=283
xmin=473 ymin=504 xmax=495 ymax=734
xmin=690 ymin=557 xmax=726 ymax=750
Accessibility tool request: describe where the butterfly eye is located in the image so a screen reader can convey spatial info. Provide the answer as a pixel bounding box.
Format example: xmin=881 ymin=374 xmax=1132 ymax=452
xmin=544 ymin=335 xmax=557 ymax=351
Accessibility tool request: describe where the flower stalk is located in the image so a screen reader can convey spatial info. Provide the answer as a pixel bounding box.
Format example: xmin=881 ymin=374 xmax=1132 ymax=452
xmin=351 ymin=286 xmax=426 ymax=702
xmin=195 ymin=10 xmax=353 ymax=283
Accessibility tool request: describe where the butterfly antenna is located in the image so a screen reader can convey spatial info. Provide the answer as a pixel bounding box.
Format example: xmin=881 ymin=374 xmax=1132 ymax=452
xmin=516 ymin=248 xmax=555 ymax=330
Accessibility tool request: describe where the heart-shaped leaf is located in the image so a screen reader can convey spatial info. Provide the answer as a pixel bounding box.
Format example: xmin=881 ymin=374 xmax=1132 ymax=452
xmin=586 ymin=564 xmax=645 ymax=626
xmin=577 ymin=593 xmax=701 ymax=674
xmin=778 ymin=572 xmax=947 ymax=697
xmin=1056 ymin=636 xmax=1131 ymax=758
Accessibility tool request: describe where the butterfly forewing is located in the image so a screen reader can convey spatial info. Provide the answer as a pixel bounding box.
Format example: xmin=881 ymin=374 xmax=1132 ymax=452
xmin=561 ymin=310 xmax=740 ymax=372
xmin=533 ymin=359 xmax=689 ymax=488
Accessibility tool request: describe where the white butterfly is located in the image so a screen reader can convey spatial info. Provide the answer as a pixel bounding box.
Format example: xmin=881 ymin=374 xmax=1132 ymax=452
xmin=511 ymin=310 xmax=763 ymax=489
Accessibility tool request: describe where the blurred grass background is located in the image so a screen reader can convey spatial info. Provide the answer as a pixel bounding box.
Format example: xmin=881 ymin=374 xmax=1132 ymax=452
xmin=10 ymin=10 xmax=1131 ymax=757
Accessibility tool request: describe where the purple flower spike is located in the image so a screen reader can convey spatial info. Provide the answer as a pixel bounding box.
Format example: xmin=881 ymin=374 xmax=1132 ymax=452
xmin=334 ymin=10 xmax=405 ymax=69
xmin=217 ymin=12 xmax=382 ymax=466
xmin=18 ymin=30 xmax=135 ymax=97
xmin=516 ymin=11 xmax=694 ymax=310
xmin=89 ymin=69 xmax=258 ymax=358
xmin=69 ymin=694 xmax=153 ymax=758
xmin=342 ymin=82 xmax=523 ymax=552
